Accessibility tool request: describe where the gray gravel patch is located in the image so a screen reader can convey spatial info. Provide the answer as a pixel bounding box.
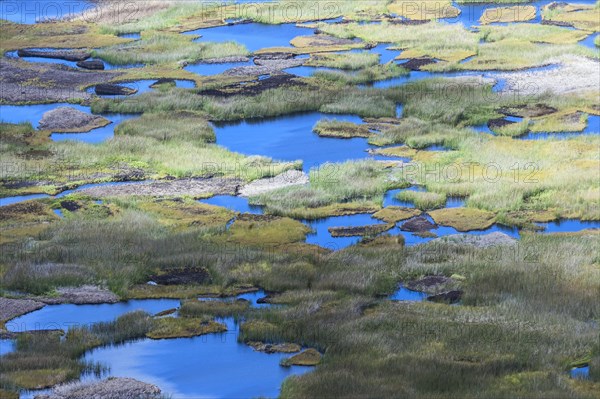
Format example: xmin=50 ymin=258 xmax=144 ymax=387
xmin=0 ymin=297 xmax=45 ymax=322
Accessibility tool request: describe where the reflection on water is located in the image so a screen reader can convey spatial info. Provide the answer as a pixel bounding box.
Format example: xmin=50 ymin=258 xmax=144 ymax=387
xmin=84 ymin=316 xmax=312 ymax=399
xmin=212 ymin=112 xmax=372 ymax=172
xmin=6 ymin=299 xmax=181 ymax=332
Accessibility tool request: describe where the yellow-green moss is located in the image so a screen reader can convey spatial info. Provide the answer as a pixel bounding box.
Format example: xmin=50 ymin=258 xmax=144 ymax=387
xmin=281 ymin=348 xmax=322 ymax=366
xmin=220 ymin=214 xmax=311 ymax=246
xmin=370 ymin=146 xmax=419 ymax=158
xmin=0 ymin=21 xmax=128 ymax=52
xmin=3 ymin=368 xmax=73 ymax=390
xmin=179 ymin=299 xmax=250 ymax=318
xmin=313 ymin=119 xmax=373 ymax=139
xmin=0 ymin=200 xmax=59 ymax=245
xmin=542 ymin=3 xmax=600 ymax=31
xmin=429 ymin=208 xmax=497 ymax=232
xmin=146 ymin=318 xmax=227 ymax=339
xmin=529 ymin=111 xmax=587 ymax=133
xmin=136 ymin=198 xmax=235 ymax=231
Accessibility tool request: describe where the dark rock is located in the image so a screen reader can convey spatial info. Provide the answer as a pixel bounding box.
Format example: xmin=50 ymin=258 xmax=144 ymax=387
xmin=328 ymin=223 xmax=394 ymax=237
xmin=254 ymin=53 xmax=294 ymax=61
xmin=77 ymin=60 xmax=105 ymax=70
xmin=400 ymin=217 xmax=437 ymax=232
xmin=390 ymin=19 xmax=430 ymax=26
xmin=256 ymin=295 xmax=273 ymax=304
xmin=150 ymin=78 xmax=176 ymax=88
xmin=427 ymin=290 xmax=463 ymax=304
xmin=38 ymin=106 xmax=110 ymax=132
xmin=154 ymin=308 xmax=177 ymax=317
xmin=94 ymin=83 xmax=137 ymax=96
xmin=488 ymin=118 xmax=515 ymax=130
xmin=201 ymin=56 xmax=250 ymax=64
xmin=150 ymin=267 xmax=211 ymax=285
xmin=18 ymin=48 xmax=91 ymax=61
xmin=499 ymin=103 xmax=557 ymax=118
xmin=401 ymin=57 xmax=437 ymax=71
xmin=59 ymin=200 xmax=81 ymax=212
xmin=541 ymin=20 xmax=573 ymax=27
xmin=199 ymin=74 xmax=307 ymax=98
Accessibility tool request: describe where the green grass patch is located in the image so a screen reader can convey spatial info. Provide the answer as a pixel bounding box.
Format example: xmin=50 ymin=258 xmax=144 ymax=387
xmin=179 ymin=299 xmax=250 ymax=318
xmin=313 ymin=119 xmax=373 ymax=138
xmin=542 ymin=2 xmax=600 ymax=31
xmin=94 ymin=30 xmax=248 ymax=65
xmin=490 ymin=119 xmax=531 ymax=137
xmin=314 ymin=63 xmax=408 ymax=85
xmin=115 ymin=111 xmax=216 ymax=143
xmin=396 ymin=190 xmax=446 ymax=210
xmin=479 ymin=24 xmax=591 ymax=44
xmin=306 ymin=51 xmax=380 ymax=70
xmin=251 ymin=160 xmax=405 ymax=217
xmin=219 ymin=214 xmax=311 ymax=247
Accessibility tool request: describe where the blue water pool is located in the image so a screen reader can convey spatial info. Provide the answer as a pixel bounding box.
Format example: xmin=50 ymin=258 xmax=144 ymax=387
xmin=6 ymin=299 xmax=181 ymax=332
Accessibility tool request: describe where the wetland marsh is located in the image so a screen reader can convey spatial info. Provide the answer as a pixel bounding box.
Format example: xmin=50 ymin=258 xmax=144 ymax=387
xmin=0 ymin=0 xmax=599 ymax=398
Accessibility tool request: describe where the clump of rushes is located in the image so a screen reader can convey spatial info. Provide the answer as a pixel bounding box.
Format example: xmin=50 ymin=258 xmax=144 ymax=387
xmin=93 ymin=31 xmax=249 ymax=65
xmin=529 ymin=111 xmax=587 ymax=133
xmin=179 ymin=299 xmax=251 ymax=318
xmin=251 ymin=160 xmax=405 ymax=218
xmin=0 ymin=121 xmax=296 ymax=198
xmin=115 ymin=111 xmax=216 ymax=143
xmin=306 ymin=51 xmax=380 ymax=70
xmin=542 ymin=2 xmax=600 ymax=31
xmin=478 ymin=24 xmax=590 ymax=45
xmin=92 ymin=83 xmax=397 ymax=120
xmin=316 ymin=21 xmax=479 ymax=65
xmin=313 ymin=63 xmax=408 ymax=85
xmin=396 ymin=190 xmax=447 ymax=210
xmin=488 ymin=118 xmax=531 ymax=137
xmin=373 ymin=207 xmax=422 ymax=223
xmin=313 ymin=119 xmax=373 ymax=138
xmin=281 ymin=348 xmax=322 ymax=367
